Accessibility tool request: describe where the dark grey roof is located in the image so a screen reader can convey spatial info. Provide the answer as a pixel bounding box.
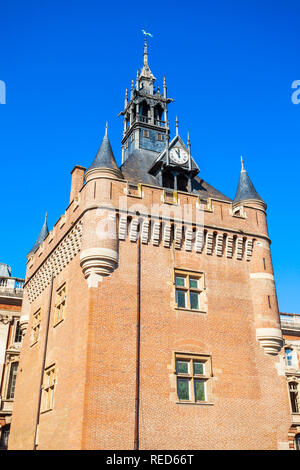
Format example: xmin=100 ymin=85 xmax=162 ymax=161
xmin=28 ymin=215 xmax=49 ymax=256
xmin=88 ymin=133 xmax=120 ymax=172
xmin=0 ymin=263 xmax=11 ymax=277
xmin=121 ymin=149 xmax=231 ymax=201
xmin=121 ymin=149 xmax=160 ymax=186
xmin=234 ymin=169 xmax=264 ymax=204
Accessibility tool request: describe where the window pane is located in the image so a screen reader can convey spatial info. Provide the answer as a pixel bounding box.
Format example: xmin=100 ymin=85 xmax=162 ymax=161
xmin=176 ymin=290 xmax=186 ymax=308
xmin=7 ymin=363 xmax=18 ymax=399
xmin=176 ymin=360 xmax=189 ymax=374
xmin=193 ymin=362 xmax=204 ymax=375
xmin=175 ymin=276 xmax=185 ymax=287
xmin=189 ymin=278 xmax=198 ymax=288
xmin=177 ymin=378 xmax=189 ymax=400
xmin=190 ymin=291 xmax=199 ymax=310
xmin=285 ymin=348 xmax=293 ymax=366
xmin=194 ymin=380 xmax=206 ymax=401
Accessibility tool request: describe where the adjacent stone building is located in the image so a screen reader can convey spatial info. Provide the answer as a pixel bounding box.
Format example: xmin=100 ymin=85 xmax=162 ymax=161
xmin=8 ymin=37 xmax=293 ymax=449
xmin=0 ymin=263 xmax=24 ymax=449
xmin=280 ymin=312 xmax=300 ymax=450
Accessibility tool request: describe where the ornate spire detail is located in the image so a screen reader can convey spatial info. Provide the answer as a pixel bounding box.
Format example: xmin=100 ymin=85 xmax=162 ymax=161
xmin=175 ymin=116 xmax=179 ymax=135
xmin=140 ymin=31 xmax=155 ymax=80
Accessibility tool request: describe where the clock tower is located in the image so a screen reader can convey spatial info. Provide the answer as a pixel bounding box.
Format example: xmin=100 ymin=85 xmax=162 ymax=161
xmin=119 ymin=35 xmax=173 ymax=162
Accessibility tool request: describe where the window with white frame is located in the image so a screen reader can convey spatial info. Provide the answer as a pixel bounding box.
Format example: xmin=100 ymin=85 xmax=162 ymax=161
xmin=285 ymin=348 xmax=294 ymax=367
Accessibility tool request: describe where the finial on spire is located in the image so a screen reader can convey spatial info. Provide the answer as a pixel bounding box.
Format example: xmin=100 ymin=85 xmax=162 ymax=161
xmin=163 ymin=76 xmax=167 ymax=98
xmin=105 ymin=122 xmax=108 ymax=137
xmin=141 ymin=30 xmax=153 ymax=67
xmin=241 ymin=155 xmax=245 ymax=172
xmin=125 ymin=88 xmax=128 ymax=107
xmin=175 ymin=116 xmax=179 ymax=135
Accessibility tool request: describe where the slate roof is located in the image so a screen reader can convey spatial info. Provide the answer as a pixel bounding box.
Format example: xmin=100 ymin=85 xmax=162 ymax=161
xmin=87 ymin=132 xmax=120 ymax=172
xmin=234 ymin=169 xmax=264 ymax=204
xmin=28 ymin=215 xmax=49 ymax=256
xmin=121 ymin=149 xmax=231 ymax=202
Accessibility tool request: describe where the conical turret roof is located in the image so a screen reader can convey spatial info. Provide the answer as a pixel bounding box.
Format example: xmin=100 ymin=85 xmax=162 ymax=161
xmin=234 ymin=157 xmax=265 ymax=204
xmin=87 ymin=124 xmax=120 ymax=172
xmin=28 ymin=213 xmax=49 ymax=256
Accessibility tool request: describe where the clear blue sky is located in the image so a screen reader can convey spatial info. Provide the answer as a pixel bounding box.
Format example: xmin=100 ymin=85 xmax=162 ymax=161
xmin=0 ymin=0 xmax=299 ymax=313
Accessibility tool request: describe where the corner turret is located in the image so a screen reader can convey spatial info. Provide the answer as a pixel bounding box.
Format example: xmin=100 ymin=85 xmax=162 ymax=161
xmin=233 ymin=157 xmax=266 ymax=211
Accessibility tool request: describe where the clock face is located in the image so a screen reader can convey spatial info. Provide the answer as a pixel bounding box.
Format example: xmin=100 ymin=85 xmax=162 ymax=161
xmin=169 ymin=147 xmax=189 ymax=165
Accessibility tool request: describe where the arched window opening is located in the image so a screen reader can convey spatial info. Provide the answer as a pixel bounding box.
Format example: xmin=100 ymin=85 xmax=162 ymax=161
xmin=177 ymin=174 xmax=188 ymax=192
xmin=289 ymin=382 xmax=299 ymax=413
xmin=295 ymin=434 xmax=300 ymax=450
xmin=154 ymin=104 xmax=163 ymax=122
xmin=140 ymin=101 xmax=150 ymax=120
xmin=163 ymin=171 xmax=174 ymax=190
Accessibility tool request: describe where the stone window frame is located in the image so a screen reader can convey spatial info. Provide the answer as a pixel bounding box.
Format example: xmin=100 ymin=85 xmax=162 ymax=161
xmin=173 ymin=268 xmax=206 ymax=313
xmin=41 ymin=363 xmax=57 ymax=413
xmin=287 ymin=377 xmax=300 ymax=415
xmin=31 ymin=308 xmax=42 ymax=346
xmin=173 ymin=352 xmax=213 ymax=405
xmin=163 ymin=189 xmax=178 ymax=205
xmin=53 ymin=282 xmax=67 ymax=327
xmin=5 ymin=361 xmax=18 ymax=400
xmin=126 ymin=182 xmax=142 ymax=198
xmin=13 ymin=320 xmax=23 ymax=344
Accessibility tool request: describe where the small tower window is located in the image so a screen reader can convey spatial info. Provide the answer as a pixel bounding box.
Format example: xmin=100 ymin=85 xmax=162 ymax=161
xmin=157 ymin=133 xmax=163 ymax=141
xmin=143 ymin=130 xmax=149 ymax=138
xmin=295 ymin=434 xmax=300 ymax=450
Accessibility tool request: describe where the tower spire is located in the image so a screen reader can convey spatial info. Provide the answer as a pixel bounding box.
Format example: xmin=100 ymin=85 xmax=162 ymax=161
xmin=143 ymin=35 xmax=148 ymax=67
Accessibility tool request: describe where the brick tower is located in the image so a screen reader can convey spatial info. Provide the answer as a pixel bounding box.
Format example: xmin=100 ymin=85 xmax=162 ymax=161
xmin=8 ymin=35 xmax=291 ymax=450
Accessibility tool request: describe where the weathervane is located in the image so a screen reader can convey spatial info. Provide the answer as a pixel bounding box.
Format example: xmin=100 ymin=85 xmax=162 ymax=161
xmin=142 ymin=29 xmax=153 ymax=38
